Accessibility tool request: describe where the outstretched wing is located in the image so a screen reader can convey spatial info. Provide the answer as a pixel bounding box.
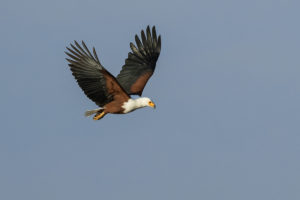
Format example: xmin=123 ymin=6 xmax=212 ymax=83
xmin=65 ymin=41 xmax=129 ymax=107
xmin=116 ymin=26 xmax=161 ymax=96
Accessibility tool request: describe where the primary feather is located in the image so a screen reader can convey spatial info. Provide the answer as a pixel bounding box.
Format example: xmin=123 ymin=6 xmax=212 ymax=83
xmin=116 ymin=26 xmax=161 ymax=96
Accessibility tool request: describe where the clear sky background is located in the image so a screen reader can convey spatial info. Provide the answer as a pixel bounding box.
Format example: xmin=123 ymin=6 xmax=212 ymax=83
xmin=1 ymin=0 xmax=300 ymax=199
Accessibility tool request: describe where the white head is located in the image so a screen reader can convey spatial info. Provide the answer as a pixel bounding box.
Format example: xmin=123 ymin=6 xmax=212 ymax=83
xmin=122 ymin=97 xmax=156 ymax=113
xmin=136 ymin=97 xmax=156 ymax=108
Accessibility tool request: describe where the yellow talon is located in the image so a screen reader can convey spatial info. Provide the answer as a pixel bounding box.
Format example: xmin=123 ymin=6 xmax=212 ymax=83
xmin=93 ymin=112 xmax=106 ymax=120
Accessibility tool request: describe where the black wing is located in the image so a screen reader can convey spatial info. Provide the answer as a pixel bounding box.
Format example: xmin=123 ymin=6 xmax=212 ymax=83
xmin=65 ymin=41 xmax=128 ymax=107
xmin=116 ymin=26 xmax=161 ymax=96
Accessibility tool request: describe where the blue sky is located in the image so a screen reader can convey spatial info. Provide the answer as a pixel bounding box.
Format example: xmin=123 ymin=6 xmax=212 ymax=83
xmin=1 ymin=0 xmax=300 ymax=199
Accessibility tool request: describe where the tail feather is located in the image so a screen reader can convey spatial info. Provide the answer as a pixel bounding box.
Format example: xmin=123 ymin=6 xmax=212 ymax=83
xmin=84 ymin=108 xmax=103 ymax=117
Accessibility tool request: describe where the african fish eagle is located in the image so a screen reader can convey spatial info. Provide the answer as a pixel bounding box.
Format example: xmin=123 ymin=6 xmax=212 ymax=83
xmin=65 ymin=26 xmax=161 ymax=120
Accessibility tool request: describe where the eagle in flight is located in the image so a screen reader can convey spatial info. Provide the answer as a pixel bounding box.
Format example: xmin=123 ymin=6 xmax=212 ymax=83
xmin=65 ymin=26 xmax=161 ymax=120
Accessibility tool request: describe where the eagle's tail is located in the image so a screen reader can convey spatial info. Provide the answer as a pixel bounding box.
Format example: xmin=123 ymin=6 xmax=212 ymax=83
xmin=84 ymin=108 xmax=103 ymax=117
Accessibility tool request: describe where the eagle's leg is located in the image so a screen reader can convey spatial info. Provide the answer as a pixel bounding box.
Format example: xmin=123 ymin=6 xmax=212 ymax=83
xmin=93 ymin=111 xmax=106 ymax=120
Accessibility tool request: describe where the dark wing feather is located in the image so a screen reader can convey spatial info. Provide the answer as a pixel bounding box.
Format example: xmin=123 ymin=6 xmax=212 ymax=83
xmin=116 ymin=26 xmax=161 ymax=96
xmin=65 ymin=41 xmax=129 ymax=107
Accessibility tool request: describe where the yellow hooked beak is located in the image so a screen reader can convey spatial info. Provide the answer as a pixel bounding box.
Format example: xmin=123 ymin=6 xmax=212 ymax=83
xmin=148 ymin=101 xmax=156 ymax=109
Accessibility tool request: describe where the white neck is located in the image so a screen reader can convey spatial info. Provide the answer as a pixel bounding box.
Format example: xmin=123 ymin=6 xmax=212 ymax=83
xmin=122 ymin=97 xmax=150 ymax=113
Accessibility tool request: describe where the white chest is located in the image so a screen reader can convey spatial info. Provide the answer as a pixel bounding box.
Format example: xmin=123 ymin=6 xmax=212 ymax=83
xmin=122 ymin=98 xmax=147 ymax=113
xmin=122 ymin=99 xmax=137 ymax=113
